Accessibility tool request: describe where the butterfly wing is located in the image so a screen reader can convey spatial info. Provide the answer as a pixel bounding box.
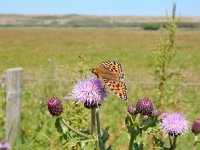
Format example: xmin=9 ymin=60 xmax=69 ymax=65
xmin=91 ymin=61 xmax=128 ymax=100
xmin=101 ymin=61 xmax=125 ymax=80
xmin=103 ymin=79 xmax=127 ymax=100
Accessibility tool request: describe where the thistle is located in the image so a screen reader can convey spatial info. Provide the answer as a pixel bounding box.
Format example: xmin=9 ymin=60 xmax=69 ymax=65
xmin=160 ymin=113 xmax=189 ymax=150
xmin=127 ymin=104 xmax=137 ymax=115
xmin=192 ymin=118 xmax=200 ymax=150
xmin=192 ymin=118 xmax=200 ymax=134
xmin=136 ymin=98 xmax=153 ymax=116
xmin=0 ymin=141 xmax=10 ymax=150
xmin=151 ymin=108 xmax=161 ymax=118
xmin=161 ymin=113 xmax=189 ymax=137
xmin=48 ymin=97 xmax=63 ymax=116
xmin=70 ymin=78 xmax=106 ymax=109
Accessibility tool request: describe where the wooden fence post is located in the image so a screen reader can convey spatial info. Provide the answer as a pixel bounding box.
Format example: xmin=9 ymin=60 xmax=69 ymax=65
xmin=5 ymin=68 xmax=23 ymax=147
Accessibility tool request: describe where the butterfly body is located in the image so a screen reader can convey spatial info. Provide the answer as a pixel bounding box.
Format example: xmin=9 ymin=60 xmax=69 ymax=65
xmin=91 ymin=61 xmax=127 ymax=100
xmin=91 ymin=64 xmax=119 ymax=81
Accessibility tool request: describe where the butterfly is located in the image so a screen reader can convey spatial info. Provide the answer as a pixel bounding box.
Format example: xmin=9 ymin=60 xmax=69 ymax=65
xmin=91 ymin=61 xmax=127 ymax=100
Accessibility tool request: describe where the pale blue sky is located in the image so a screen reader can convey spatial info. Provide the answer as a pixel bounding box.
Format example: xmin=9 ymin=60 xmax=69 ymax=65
xmin=0 ymin=0 xmax=199 ymax=16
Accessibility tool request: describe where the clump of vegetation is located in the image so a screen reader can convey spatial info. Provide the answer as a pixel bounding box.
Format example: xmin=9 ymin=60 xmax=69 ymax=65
xmin=153 ymin=3 xmax=182 ymax=110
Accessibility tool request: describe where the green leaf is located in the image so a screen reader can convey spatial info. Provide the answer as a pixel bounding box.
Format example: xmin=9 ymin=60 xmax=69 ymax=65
xmin=125 ymin=114 xmax=141 ymax=135
xmin=125 ymin=114 xmax=132 ymax=125
xmin=99 ymin=127 xmax=112 ymax=150
xmin=67 ymin=138 xmax=79 ymax=147
xmin=80 ymin=141 xmax=86 ymax=149
xmin=133 ymin=121 xmax=140 ymax=128
xmin=141 ymin=118 xmax=157 ymax=130
xmin=101 ymin=127 xmax=110 ymax=144
xmin=194 ymin=140 xmax=200 ymax=145
xmin=55 ymin=117 xmax=63 ymax=133
xmin=55 ymin=117 xmax=69 ymax=134
xmin=125 ymin=114 xmax=140 ymax=128
xmin=106 ymin=146 xmax=112 ymax=150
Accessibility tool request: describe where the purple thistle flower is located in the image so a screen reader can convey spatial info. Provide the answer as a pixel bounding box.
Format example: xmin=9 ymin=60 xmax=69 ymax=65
xmin=151 ymin=108 xmax=161 ymax=118
xmin=48 ymin=97 xmax=63 ymax=116
xmin=0 ymin=141 xmax=10 ymax=150
xmin=70 ymin=78 xmax=106 ymax=109
xmin=161 ymin=113 xmax=189 ymax=137
xmin=127 ymin=104 xmax=137 ymax=115
xmin=192 ymin=118 xmax=200 ymax=134
xmin=136 ymin=98 xmax=153 ymax=116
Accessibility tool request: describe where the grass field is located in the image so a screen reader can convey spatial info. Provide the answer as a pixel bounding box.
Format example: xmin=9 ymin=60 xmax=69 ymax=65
xmin=0 ymin=28 xmax=200 ymax=149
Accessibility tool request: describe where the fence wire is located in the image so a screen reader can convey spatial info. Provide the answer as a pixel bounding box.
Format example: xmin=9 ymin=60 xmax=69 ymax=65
xmin=1 ymin=74 xmax=200 ymax=88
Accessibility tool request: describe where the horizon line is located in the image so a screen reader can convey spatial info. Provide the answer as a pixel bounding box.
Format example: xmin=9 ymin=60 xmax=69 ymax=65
xmin=0 ymin=13 xmax=200 ymax=18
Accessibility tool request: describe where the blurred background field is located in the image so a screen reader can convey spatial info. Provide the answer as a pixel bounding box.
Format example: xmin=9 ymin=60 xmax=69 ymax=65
xmin=0 ymin=15 xmax=200 ymax=149
xmin=1 ymin=14 xmax=200 ymax=29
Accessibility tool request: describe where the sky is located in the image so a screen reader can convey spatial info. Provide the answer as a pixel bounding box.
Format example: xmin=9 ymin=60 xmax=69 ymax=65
xmin=0 ymin=0 xmax=199 ymax=16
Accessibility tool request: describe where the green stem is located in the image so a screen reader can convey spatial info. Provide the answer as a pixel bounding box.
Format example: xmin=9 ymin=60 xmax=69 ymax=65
xmin=139 ymin=114 xmax=144 ymax=125
xmin=151 ymin=134 xmax=156 ymax=150
xmin=96 ymin=109 xmax=101 ymax=138
xmin=128 ymin=132 xmax=139 ymax=150
xmin=60 ymin=117 xmax=92 ymax=139
xmin=96 ymin=108 xmax=103 ymax=150
xmin=168 ymin=134 xmax=173 ymax=148
xmin=129 ymin=133 xmax=136 ymax=150
xmin=193 ymin=134 xmax=198 ymax=150
xmin=171 ymin=136 xmax=177 ymax=150
xmin=91 ymin=108 xmax=96 ymax=135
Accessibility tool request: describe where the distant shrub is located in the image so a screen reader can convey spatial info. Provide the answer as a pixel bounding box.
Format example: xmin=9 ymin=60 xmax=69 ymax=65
xmin=141 ymin=23 xmax=167 ymax=30
xmin=177 ymin=22 xmax=200 ymax=29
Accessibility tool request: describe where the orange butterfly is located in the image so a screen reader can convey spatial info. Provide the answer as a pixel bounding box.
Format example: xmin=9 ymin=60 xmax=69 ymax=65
xmin=91 ymin=61 xmax=127 ymax=100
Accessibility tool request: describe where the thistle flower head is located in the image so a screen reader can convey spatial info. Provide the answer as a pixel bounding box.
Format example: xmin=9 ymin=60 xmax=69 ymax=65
xmin=192 ymin=118 xmax=200 ymax=134
xmin=71 ymin=78 xmax=106 ymax=109
xmin=151 ymin=108 xmax=161 ymax=118
xmin=136 ymin=98 xmax=153 ymax=116
xmin=161 ymin=113 xmax=189 ymax=137
xmin=0 ymin=141 xmax=10 ymax=150
xmin=127 ymin=104 xmax=137 ymax=115
xmin=48 ymin=97 xmax=63 ymax=116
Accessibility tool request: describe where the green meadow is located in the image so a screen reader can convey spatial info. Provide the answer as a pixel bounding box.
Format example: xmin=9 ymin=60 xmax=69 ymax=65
xmin=0 ymin=28 xmax=200 ymax=149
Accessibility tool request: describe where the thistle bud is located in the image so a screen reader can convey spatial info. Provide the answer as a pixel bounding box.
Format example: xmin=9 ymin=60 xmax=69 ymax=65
xmin=136 ymin=98 xmax=153 ymax=116
xmin=192 ymin=118 xmax=200 ymax=134
xmin=48 ymin=97 xmax=63 ymax=116
xmin=127 ymin=104 xmax=137 ymax=115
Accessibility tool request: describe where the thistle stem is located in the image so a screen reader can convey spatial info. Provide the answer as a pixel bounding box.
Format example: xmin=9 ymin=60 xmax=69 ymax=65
xmin=168 ymin=134 xmax=173 ymax=148
xmin=96 ymin=108 xmax=103 ymax=150
xmin=193 ymin=134 xmax=198 ymax=150
xmin=171 ymin=136 xmax=177 ymax=150
xmin=129 ymin=133 xmax=136 ymax=150
xmin=96 ymin=109 xmax=101 ymax=138
xmin=91 ymin=108 xmax=96 ymax=135
xmin=60 ymin=117 xmax=92 ymax=139
xmin=151 ymin=134 xmax=156 ymax=150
